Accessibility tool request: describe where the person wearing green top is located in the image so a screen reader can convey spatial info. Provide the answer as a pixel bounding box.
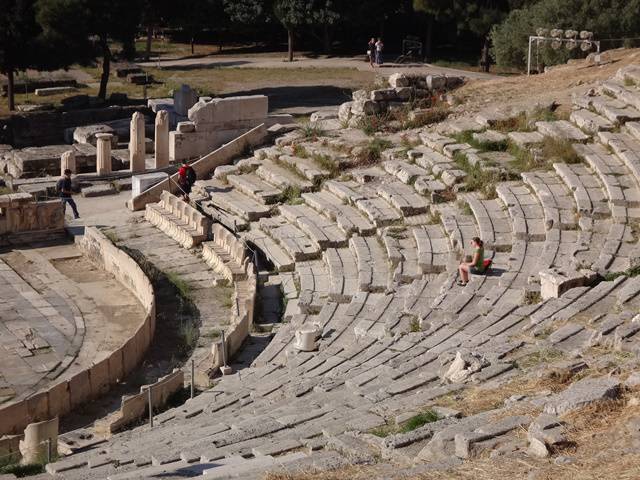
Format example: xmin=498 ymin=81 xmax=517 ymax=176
xmin=457 ymin=237 xmax=485 ymax=286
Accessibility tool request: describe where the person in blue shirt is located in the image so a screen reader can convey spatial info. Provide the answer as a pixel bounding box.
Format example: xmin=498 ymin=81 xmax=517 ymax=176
xmin=56 ymin=169 xmax=80 ymax=219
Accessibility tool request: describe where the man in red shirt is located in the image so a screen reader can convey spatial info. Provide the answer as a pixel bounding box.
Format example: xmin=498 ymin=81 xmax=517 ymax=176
xmin=177 ymin=160 xmax=196 ymax=202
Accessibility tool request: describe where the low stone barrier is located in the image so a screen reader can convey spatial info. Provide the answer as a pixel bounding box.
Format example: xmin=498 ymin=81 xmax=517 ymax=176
xmin=145 ymin=191 xmax=210 ymax=249
xmin=202 ymin=223 xmax=250 ymax=282
xmin=207 ymin=227 xmax=257 ymax=371
xmin=127 ymin=123 xmax=268 ymax=211
xmin=0 ymin=192 xmax=64 ymax=246
xmin=0 ymin=227 xmax=155 ymax=435
xmin=94 ymin=370 xmax=184 ymax=435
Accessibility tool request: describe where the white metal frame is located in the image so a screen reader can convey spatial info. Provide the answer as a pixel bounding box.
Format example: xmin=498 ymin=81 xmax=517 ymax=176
xmin=527 ymin=35 xmax=601 ymax=75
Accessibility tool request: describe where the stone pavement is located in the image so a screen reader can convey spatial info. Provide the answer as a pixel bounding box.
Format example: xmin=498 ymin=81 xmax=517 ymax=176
xmin=0 ymin=242 xmax=145 ymax=410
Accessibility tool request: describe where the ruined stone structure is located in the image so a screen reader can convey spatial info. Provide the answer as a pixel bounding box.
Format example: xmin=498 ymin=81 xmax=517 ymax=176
xmin=0 ymin=192 xmax=64 ymax=245
xmin=129 ymin=112 xmax=146 ymax=173
xmin=4 ymin=61 xmax=640 ymax=478
xmin=96 ymin=133 xmax=113 ymax=175
xmin=154 ymin=110 xmax=170 ymax=169
xmin=60 ymin=150 xmax=76 ymax=175
xmin=170 ymin=95 xmax=270 ymax=161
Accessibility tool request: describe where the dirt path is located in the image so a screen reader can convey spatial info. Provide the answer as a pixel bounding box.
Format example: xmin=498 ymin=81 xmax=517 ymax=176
xmin=138 ymin=54 xmax=498 ymax=80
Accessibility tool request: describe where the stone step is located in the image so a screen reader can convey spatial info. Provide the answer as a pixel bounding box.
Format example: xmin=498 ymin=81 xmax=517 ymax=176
xmin=242 ymin=226 xmax=295 ymax=272
xmin=349 ymin=235 xmax=391 ymax=293
xmin=355 ymin=197 xmax=403 ymax=227
xmin=204 ymin=186 xmax=272 ymax=222
xmin=463 ymin=194 xmax=513 ymax=251
xmin=303 ymin=190 xmax=376 ymax=236
xmin=256 ymin=160 xmax=314 ymax=192
xmin=259 ymin=217 xmax=322 ymax=262
xmin=590 ymin=94 xmax=640 ymax=124
xmin=324 ymin=248 xmax=359 ymax=303
xmin=570 ymin=108 xmax=615 ymax=134
xmin=536 ymin=120 xmax=590 ymax=142
xmin=383 ymin=159 xmax=430 ymax=184
xmin=278 ymin=154 xmax=330 ymax=183
xmin=378 ymin=181 xmax=430 ymax=216
xmin=411 ymin=224 xmax=450 ymax=274
xmin=381 ymin=227 xmax=422 ymax=284
xmin=279 ymin=203 xmax=349 ymax=249
xmin=227 ymin=173 xmax=283 ymax=204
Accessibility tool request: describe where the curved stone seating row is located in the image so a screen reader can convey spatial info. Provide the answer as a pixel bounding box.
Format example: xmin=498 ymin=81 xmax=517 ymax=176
xmin=202 ymin=224 xmax=251 ymax=282
xmin=145 ymin=190 xmax=210 ymax=249
xmin=302 ymin=190 xmax=376 ymax=237
xmin=521 ymin=171 xmax=581 ymax=271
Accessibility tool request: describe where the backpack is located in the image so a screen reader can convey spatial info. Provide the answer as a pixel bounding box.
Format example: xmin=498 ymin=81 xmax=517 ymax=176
xmin=186 ymin=166 xmax=196 ymax=185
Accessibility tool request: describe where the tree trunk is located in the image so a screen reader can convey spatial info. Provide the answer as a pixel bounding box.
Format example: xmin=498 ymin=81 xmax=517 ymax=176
xmin=98 ymin=40 xmax=111 ymax=101
xmin=287 ymin=29 xmax=294 ymax=62
xmin=323 ymin=24 xmax=331 ymax=54
xmin=481 ymin=36 xmax=491 ymax=73
xmin=7 ymin=68 xmax=15 ymax=112
xmin=145 ymin=24 xmax=153 ymax=61
xmin=191 ymin=36 xmax=195 ymax=55
xmin=424 ymin=15 xmax=433 ymax=62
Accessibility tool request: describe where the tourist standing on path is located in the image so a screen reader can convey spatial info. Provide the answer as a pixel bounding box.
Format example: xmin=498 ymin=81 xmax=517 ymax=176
xmin=57 ymin=169 xmax=80 ymax=219
xmin=367 ymin=38 xmax=376 ymax=68
xmin=375 ymin=38 xmax=384 ymax=66
xmin=178 ymin=160 xmax=197 ymax=202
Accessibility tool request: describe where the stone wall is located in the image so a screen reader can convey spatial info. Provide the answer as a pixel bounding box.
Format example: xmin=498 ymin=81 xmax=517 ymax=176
xmin=0 ymin=227 xmax=155 ymax=435
xmin=209 ymin=236 xmax=257 ymax=371
xmin=4 ymin=105 xmax=151 ymax=148
xmin=128 ymin=123 xmax=268 ymax=211
xmin=170 ymin=95 xmax=269 ymax=161
xmin=0 ymin=193 xmax=64 ymax=246
xmin=94 ymin=370 xmax=184 ymax=435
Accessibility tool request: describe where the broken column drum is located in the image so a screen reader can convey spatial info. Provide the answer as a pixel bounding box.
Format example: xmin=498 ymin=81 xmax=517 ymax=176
xmin=154 ymin=110 xmax=170 ymax=169
xmin=60 ymin=150 xmax=76 ymax=175
xmin=96 ymin=133 xmax=114 ymax=175
xmin=130 ymin=111 xmax=146 ymax=173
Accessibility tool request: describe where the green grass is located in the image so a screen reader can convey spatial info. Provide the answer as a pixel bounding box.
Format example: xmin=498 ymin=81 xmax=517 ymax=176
xmin=457 ymin=200 xmax=473 ymax=216
xmin=371 ymin=410 xmax=439 ymax=437
xmin=493 ymin=107 xmax=558 ymax=133
xmin=311 ymin=153 xmax=340 ymax=178
xmin=299 ymin=122 xmax=326 ymax=140
xmin=539 ymin=136 xmax=581 ymax=165
xmin=453 ymin=130 xmax=508 ymax=153
xmin=409 ymin=318 xmax=421 ymax=333
xmin=0 ymin=451 xmax=49 ymax=478
xmin=178 ymin=318 xmax=199 ymax=351
xmin=164 ymin=271 xmax=192 ymax=301
xmin=604 ymin=265 xmax=640 ymax=281
xmin=517 ymin=348 xmax=563 ymax=369
xmin=279 ymin=185 xmax=303 ymax=204
xmin=453 ymin=151 xmax=514 ymax=199
xmin=355 ymin=138 xmax=393 ymax=166
xmin=624 ymin=77 xmax=637 ymax=87
xmin=399 ymin=410 xmax=439 ymax=433
xmin=103 ymin=229 xmax=120 ymax=244
xmin=292 ymin=144 xmax=308 ymax=158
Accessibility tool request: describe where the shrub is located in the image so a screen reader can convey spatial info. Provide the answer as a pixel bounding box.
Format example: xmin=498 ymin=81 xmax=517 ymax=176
xmin=355 ymin=138 xmax=393 ymax=166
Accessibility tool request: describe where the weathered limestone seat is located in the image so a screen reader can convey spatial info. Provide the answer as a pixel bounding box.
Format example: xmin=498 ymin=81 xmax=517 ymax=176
xmin=145 ymin=190 xmax=210 ymax=249
xmin=202 ymin=224 xmax=250 ymax=282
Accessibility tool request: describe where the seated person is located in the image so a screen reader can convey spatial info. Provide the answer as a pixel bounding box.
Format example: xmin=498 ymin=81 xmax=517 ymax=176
xmin=457 ymin=237 xmax=485 ymax=286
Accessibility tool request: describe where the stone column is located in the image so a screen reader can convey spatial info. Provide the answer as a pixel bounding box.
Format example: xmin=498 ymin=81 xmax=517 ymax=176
xmin=96 ymin=133 xmax=113 ymax=175
xmin=60 ymin=150 xmax=76 ymax=175
xmin=130 ymin=111 xmax=146 ymax=173
xmin=19 ymin=417 xmax=58 ymax=465
xmin=154 ymin=110 xmax=169 ymax=169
